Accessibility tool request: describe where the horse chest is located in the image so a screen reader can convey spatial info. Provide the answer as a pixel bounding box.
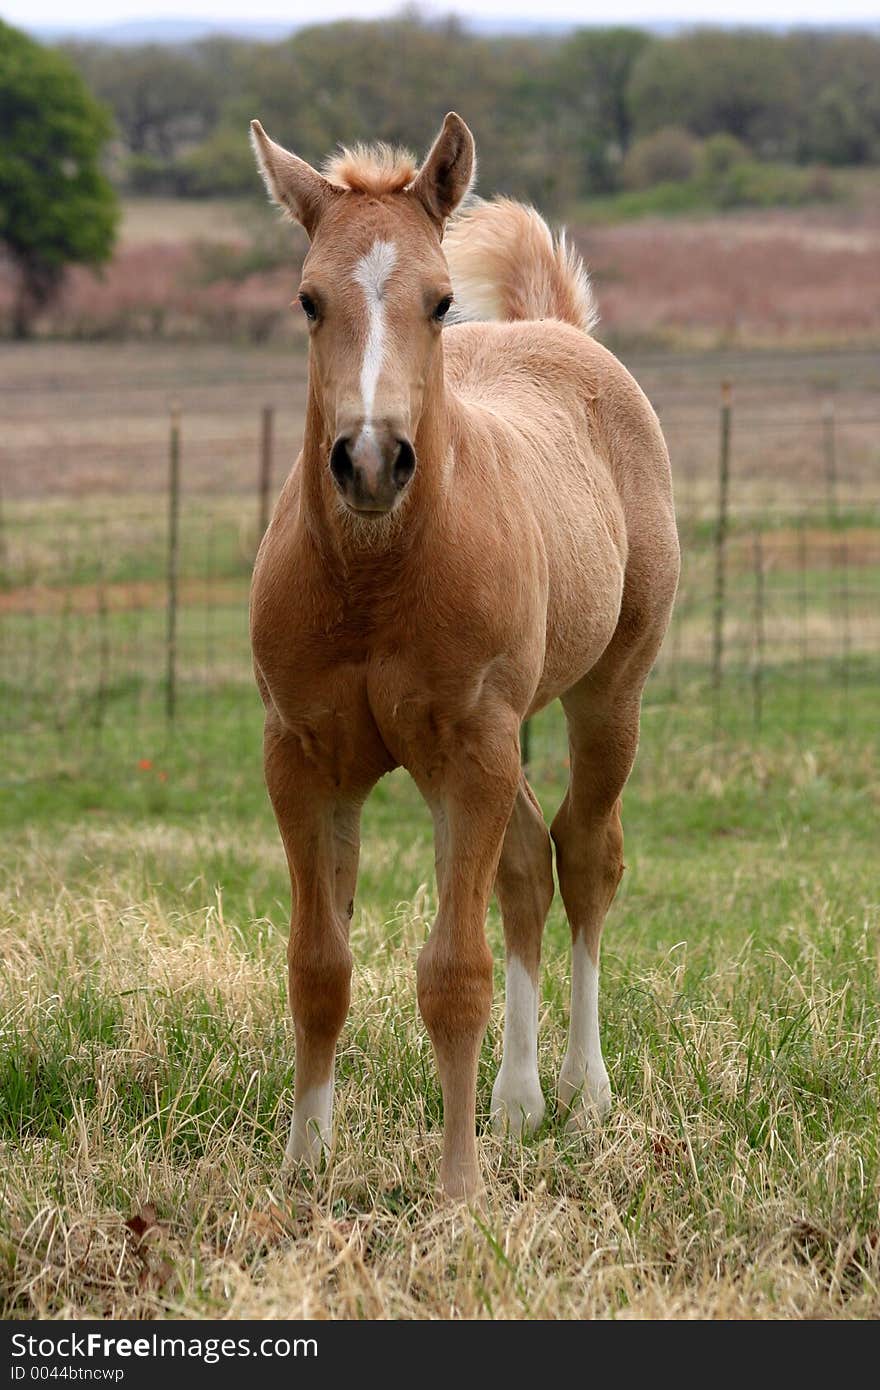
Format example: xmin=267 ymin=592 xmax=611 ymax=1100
xmin=261 ymin=656 xmax=394 ymax=790
xmin=253 ymin=522 xmax=535 ymax=789
xmin=261 ymin=629 xmax=504 ymax=792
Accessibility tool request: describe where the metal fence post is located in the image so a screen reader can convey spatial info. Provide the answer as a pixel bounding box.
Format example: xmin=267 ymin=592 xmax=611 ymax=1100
xmin=822 ymin=398 xmax=838 ymax=524
xmin=751 ymin=529 xmax=765 ymax=733
xmin=166 ymin=402 xmax=181 ymax=725
xmin=258 ymin=404 xmax=274 ymax=542
xmin=711 ymin=381 xmax=732 ymax=735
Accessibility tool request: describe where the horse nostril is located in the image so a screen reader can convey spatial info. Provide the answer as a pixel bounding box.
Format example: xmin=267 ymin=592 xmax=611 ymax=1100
xmin=393 ymin=439 xmax=416 ymax=489
xmin=329 ymin=436 xmax=354 ymax=488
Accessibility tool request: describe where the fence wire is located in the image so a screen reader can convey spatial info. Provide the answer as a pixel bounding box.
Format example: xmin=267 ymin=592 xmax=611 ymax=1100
xmin=1 ymin=396 xmax=878 ymax=788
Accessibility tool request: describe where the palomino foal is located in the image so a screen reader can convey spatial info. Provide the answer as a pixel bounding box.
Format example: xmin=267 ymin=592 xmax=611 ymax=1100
xmin=249 ymin=113 xmax=679 ymax=1199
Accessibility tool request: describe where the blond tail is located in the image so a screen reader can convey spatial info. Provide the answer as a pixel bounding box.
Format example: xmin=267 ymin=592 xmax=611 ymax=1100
xmin=443 ymin=197 xmax=598 ymax=333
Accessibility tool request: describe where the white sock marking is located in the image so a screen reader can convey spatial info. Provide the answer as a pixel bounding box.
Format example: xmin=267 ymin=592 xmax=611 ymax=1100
xmin=491 ymin=954 xmax=545 ymax=1136
xmin=352 ymin=239 xmax=397 ymax=452
xmin=559 ymin=936 xmax=611 ymax=1118
xmin=501 ymin=955 xmax=539 ymax=1074
xmin=285 ymin=1079 xmax=333 ymax=1166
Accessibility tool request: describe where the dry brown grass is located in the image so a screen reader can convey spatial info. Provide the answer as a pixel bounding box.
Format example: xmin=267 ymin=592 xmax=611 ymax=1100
xmin=2 ymin=196 xmax=880 ymax=351
xmin=119 ymin=199 xmax=258 ymax=246
xmin=2 ymin=803 xmax=878 ymax=1320
xmin=582 ymin=205 xmax=880 ymax=349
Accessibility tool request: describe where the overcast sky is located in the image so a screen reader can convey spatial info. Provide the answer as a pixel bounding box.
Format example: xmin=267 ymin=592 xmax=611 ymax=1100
xmin=4 ymin=0 xmax=879 ymax=31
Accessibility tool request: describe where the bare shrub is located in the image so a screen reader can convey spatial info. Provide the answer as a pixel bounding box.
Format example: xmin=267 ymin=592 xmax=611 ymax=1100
xmin=701 ymin=133 xmax=750 ymax=179
xmin=622 ymin=127 xmax=702 ymax=190
xmin=0 ymin=241 xmax=299 ymax=343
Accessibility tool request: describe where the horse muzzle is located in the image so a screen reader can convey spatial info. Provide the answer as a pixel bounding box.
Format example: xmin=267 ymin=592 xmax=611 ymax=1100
xmin=329 ymin=430 xmax=416 ymax=514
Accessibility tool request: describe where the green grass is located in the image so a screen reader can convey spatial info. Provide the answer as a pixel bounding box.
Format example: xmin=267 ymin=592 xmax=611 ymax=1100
xmin=574 ymin=161 xmax=841 ymax=225
xmin=1 ymin=668 xmax=878 ymax=1317
xmin=1 ymin=496 xmax=258 ymax=592
xmin=1 ymin=473 xmax=878 ymax=1317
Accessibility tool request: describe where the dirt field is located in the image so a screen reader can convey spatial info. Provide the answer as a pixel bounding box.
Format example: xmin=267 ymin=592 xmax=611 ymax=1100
xmin=579 ymin=201 xmax=880 ymax=349
xmin=2 ymin=339 xmax=877 ymax=513
xmin=3 ymin=193 xmax=880 ymax=350
xmin=5 ymin=193 xmax=875 ymax=515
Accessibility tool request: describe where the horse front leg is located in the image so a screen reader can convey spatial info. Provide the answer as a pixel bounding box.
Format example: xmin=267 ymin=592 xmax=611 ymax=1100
xmin=264 ymin=717 xmax=364 ymax=1170
xmin=416 ymin=715 xmax=521 ymax=1200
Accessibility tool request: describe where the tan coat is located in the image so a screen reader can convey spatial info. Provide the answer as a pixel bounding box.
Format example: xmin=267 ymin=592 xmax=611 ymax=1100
xmin=249 ymin=115 xmax=679 ymax=1198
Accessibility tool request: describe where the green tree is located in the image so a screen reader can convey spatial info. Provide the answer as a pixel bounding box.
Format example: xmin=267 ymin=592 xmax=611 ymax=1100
xmin=1 ymin=22 xmax=118 ymax=337
xmin=227 ymin=17 xmax=568 ymax=208
xmin=790 ymin=34 xmax=880 ymax=165
xmin=555 ymin=28 xmax=653 ymax=193
xmin=628 ymin=29 xmax=799 ymax=155
xmin=64 ymin=42 xmax=219 ymax=160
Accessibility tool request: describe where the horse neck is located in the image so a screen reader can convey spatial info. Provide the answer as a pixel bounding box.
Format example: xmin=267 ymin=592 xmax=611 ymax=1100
xmin=300 ymin=354 xmax=454 ymax=562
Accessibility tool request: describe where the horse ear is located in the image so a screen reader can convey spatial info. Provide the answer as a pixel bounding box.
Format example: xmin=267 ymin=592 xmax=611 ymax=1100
xmin=411 ymin=113 xmax=475 ymax=230
xmin=250 ymin=120 xmax=336 ymax=238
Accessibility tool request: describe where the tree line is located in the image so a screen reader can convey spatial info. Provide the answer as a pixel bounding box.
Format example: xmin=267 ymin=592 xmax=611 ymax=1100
xmin=2 ymin=15 xmax=878 ymax=336
xmin=61 ymin=17 xmax=880 ymax=208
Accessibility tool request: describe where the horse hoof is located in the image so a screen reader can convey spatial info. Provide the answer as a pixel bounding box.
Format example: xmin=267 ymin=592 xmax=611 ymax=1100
xmin=440 ymin=1162 xmax=485 ymax=1205
xmin=490 ymin=1071 xmax=546 ymax=1137
xmin=284 ymin=1116 xmax=330 ymax=1171
xmin=557 ymin=1065 xmax=612 ymax=1131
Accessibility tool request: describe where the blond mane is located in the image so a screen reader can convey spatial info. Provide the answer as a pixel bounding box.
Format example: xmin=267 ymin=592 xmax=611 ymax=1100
xmin=322 ymin=143 xmax=418 ymax=196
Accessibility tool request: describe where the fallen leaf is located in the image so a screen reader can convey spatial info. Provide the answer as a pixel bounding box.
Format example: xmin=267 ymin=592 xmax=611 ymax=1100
xmin=246 ymin=1203 xmax=294 ymax=1245
xmin=125 ymin=1205 xmax=159 ymax=1242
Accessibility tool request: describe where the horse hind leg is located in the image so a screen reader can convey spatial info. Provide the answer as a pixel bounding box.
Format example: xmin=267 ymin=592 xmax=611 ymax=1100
xmin=491 ymin=772 xmax=554 ymax=1136
xmin=551 ymin=687 xmax=641 ymax=1130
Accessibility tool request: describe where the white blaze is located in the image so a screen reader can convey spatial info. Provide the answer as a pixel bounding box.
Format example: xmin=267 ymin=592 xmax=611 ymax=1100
xmin=352 ymin=239 xmax=397 ymax=449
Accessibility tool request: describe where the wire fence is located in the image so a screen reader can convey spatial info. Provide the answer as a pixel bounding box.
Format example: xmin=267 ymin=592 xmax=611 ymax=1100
xmin=1 ymin=390 xmax=878 ymax=788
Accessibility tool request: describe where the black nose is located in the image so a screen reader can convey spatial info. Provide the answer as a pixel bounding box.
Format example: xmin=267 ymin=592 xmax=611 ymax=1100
xmin=329 ymin=435 xmax=355 ymax=491
xmin=328 ymin=435 xmax=416 ymax=513
xmin=392 ymin=439 xmax=416 ymax=489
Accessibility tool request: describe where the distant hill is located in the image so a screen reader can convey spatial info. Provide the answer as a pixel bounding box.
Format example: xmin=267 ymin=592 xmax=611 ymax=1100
xmin=31 ymin=15 xmax=880 ymax=48
xmin=30 ymin=16 xmax=570 ymax=47
xmin=32 ymin=18 xmax=298 ymax=46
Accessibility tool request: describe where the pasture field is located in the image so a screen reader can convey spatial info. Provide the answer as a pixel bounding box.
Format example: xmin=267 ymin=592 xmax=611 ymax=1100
xmin=1 ymin=338 xmax=878 ymax=1319
xmin=1 ymin=678 xmax=878 ymax=1319
xmin=4 ymin=191 xmax=880 ymax=348
xmin=2 ymin=338 xmax=878 ymax=503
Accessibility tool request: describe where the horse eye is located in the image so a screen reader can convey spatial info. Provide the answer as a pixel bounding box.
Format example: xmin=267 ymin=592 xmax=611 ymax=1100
xmin=432 ymin=295 xmax=453 ymax=323
xmin=299 ymin=293 xmax=318 ymax=322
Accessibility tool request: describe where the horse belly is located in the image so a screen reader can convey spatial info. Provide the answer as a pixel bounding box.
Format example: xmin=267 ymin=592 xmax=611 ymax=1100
xmin=532 ymin=508 xmax=626 ymax=709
